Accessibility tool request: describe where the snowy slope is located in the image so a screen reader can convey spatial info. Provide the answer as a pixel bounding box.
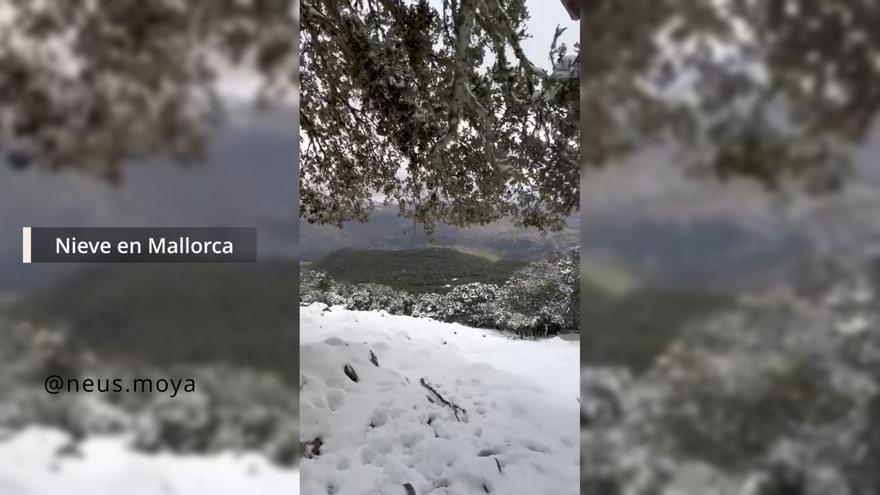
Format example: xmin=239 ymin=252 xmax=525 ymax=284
xmin=0 ymin=428 xmax=299 ymax=495
xmin=300 ymin=303 xmax=580 ymax=495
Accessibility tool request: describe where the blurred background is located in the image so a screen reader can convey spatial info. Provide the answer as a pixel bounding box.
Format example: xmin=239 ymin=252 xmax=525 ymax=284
xmin=0 ymin=1 xmax=299 ymax=493
xmin=582 ymin=1 xmax=880 ymax=493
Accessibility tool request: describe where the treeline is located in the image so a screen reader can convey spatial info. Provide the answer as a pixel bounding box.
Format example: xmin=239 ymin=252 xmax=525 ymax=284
xmin=301 ymin=248 xmax=579 ymax=337
xmin=313 ymin=247 xmax=527 ymax=294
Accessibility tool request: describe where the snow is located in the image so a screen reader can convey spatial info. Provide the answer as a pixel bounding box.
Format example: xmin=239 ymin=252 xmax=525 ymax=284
xmin=300 ymin=304 xmax=580 ymax=495
xmin=0 ymin=428 xmax=299 ymax=495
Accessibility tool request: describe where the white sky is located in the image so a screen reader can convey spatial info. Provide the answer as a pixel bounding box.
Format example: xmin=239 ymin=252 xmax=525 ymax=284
xmin=427 ymin=0 xmax=579 ymax=71
xmin=519 ymin=0 xmax=579 ymax=69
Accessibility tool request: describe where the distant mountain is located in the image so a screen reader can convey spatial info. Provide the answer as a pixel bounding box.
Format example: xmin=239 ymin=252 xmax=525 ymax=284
xmin=304 ymin=201 xmax=814 ymax=294
xmin=312 ymin=247 xmax=528 ymax=294
xmin=299 ymin=207 xmax=578 ymax=262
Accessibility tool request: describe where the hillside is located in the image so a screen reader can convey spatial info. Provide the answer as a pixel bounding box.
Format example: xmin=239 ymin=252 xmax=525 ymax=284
xmin=13 ymin=262 xmax=299 ymax=382
xmin=313 ymin=248 xmax=527 ymax=294
xmin=298 ymin=208 xmax=578 ymax=262
xmin=579 ymin=250 xmax=735 ymax=372
xmin=582 ymin=281 xmax=734 ymax=372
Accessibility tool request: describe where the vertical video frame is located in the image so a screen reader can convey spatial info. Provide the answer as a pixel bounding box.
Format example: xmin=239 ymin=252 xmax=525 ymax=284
xmin=300 ymin=1 xmax=581 ymax=494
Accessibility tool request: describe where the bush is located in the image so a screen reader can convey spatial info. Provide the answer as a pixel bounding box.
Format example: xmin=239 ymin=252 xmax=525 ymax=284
xmin=582 ymin=257 xmax=880 ymax=495
xmin=346 ymin=283 xmax=412 ymax=315
xmin=300 ymin=269 xmax=335 ymax=305
xmin=490 ymin=248 xmax=579 ymax=336
xmin=412 ymin=293 xmax=448 ymax=320
xmin=442 ymin=283 xmax=499 ymax=327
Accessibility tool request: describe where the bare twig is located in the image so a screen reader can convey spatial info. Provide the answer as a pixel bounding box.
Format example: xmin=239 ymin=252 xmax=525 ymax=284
xmin=420 ymin=378 xmax=467 ymax=422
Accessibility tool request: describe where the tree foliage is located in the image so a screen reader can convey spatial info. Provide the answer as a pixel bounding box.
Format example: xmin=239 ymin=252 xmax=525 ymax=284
xmin=584 ymin=258 xmax=880 ymax=492
xmin=583 ymin=0 xmax=880 ymax=194
xmin=300 ymin=0 xmax=579 ymax=232
xmin=493 ymin=247 xmax=578 ymax=333
xmin=0 ymin=0 xmax=296 ymax=180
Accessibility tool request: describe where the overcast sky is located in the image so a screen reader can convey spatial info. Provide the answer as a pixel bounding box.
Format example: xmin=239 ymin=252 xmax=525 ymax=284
xmin=520 ymin=0 xmax=579 ymax=69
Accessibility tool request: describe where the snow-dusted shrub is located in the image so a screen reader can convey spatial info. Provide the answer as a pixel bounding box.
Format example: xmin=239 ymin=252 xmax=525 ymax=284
xmin=384 ymin=288 xmax=415 ymax=315
xmin=134 ymin=390 xmax=214 ymax=453
xmin=491 ymin=248 xmax=579 ymax=335
xmin=130 ymin=366 xmax=298 ymax=464
xmin=0 ymin=316 xmax=299 ymax=466
xmin=324 ymin=291 xmax=350 ymax=307
xmin=326 ymin=281 xmax=356 ymax=303
xmin=556 ymin=247 xmax=580 ymax=328
xmin=654 ymin=311 xmax=854 ymax=467
xmin=300 ymin=268 xmax=336 ymax=305
xmin=0 ymin=319 xmax=87 ymax=433
xmin=583 ymin=259 xmax=880 ymax=493
xmin=347 ymin=285 xmax=375 ymax=311
xmin=494 ymin=311 xmax=542 ymax=335
xmin=346 ymin=283 xmax=411 ymax=314
xmin=301 ymin=272 xmax=418 ymax=315
xmin=412 ymin=292 xmax=448 ymax=320
xmin=442 ymin=282 xmax=499 ymax=327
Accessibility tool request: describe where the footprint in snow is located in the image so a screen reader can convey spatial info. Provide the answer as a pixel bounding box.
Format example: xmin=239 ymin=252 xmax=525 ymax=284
xmin=369 ymin=409 xmax=389 ymax=428
xmin=326 ymin=389 xmax=346 ymax=411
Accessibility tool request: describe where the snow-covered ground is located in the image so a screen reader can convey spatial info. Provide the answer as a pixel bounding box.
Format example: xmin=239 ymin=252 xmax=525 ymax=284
xmin=300 ymin=303 xmax=580 ymax=495
xmin=0 ymin=428 xmax=299 ymax=495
